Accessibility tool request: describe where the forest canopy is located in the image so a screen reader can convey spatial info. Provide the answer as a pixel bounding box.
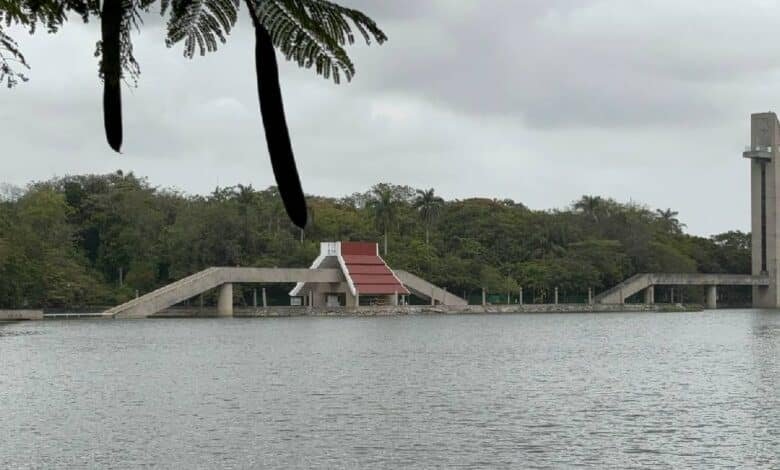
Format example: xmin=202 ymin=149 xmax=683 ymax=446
xmin=0 ymin=172 xmax=751 ymax=308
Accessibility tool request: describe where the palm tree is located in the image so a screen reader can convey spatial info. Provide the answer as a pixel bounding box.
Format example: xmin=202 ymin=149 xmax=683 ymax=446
xmin=367 ymin=184 xmax=397 ymax=256
xmin=573 ymin=195 xmax=605 ymax=222
xmin=413 ymin=188 xmax=444 ymax=245
xmin=655 ymin=208 xmax=685 ymax=234
xmin=2 ymin=0 xmax=387 ymax=229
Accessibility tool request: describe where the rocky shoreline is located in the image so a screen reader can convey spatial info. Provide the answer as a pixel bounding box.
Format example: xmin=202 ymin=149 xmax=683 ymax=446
xmin=156 ymin=303 xmax=703 ymax=318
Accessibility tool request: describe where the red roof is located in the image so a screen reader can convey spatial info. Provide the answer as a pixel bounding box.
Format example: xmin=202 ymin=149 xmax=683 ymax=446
xmin=341 ymin=242 xmax=377 ymax=256
xmin=341 ymin=242 xmax=408 ymax=295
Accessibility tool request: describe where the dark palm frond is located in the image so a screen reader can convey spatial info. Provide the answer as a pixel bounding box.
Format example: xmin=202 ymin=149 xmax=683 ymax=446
xmin=0 ymin=27 xmax=28 ymax=87
xmin=254 ymin=0 xmax=386 ymax=84
xmin=100 ymin=0 xmax=123 ymax=152
xmin=247 ymin=3 xmax=307 ymax=228
xmin=163 ymin=0 xmax=240 ymax=58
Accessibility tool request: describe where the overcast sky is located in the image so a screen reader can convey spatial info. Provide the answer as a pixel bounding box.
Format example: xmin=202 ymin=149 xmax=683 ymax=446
xmin=4 ymin=0 xmax=780 ymax=236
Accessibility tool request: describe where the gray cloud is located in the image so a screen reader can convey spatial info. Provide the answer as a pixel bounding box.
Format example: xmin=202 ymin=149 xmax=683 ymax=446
xmin=3 ymin=1 xmax=779 ymax=236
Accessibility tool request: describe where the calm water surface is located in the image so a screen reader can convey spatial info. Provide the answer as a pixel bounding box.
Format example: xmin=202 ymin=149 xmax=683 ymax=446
xmin=1 ymin=310 xmax=778 ymax=468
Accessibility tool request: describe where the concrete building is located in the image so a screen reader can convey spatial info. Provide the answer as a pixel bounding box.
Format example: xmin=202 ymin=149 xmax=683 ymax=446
xmin=290 ymin=242 xmax=410 ymax=307
xmin=595 ymin=112 xmax=780 ymax=309
xmin=743 ymin=112 xmax=780 ymax=307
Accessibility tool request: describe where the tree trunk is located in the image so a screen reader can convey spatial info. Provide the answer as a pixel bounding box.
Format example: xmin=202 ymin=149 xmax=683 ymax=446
xmin=425 ymin=227 xmax=429 ymax=245
xmin=384 ymin=230 xmax=388 ymax=256
xmin=247 ymin=4 xmax=307 ymax=228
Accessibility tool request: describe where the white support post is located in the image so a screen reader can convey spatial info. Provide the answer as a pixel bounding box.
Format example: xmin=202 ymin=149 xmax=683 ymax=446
xmin=262 ymin=287 xmax=267 ymax=308
xmin=706 ymin=285 xmax=717 ymax=309
xmin=217 ymin=283 xmax=233 ymax=317
xmin=644 ymin=286 xmax=655 ymax=305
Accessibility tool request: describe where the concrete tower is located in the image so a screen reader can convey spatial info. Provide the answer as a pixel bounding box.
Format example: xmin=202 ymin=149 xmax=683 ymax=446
xmin=744 ymin=112 xmax=780 ymax=307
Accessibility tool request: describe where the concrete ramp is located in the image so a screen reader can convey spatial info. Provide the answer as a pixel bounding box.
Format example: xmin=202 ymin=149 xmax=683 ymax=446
xmin=104 ymin=267 xmax=343 ymax=319
xmin=594 ymin=274 xmax=652 ymax=304
xmin=104 ymin=268 xmax=224 ymax=319
xmin=596 ymin=273 xmax=770 ymax=304
xmin=394 ymin=270 xmax=468 ymax=306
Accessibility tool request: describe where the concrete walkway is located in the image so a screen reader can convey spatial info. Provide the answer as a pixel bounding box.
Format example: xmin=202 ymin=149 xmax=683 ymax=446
xmin=595 ymin=273 xmax=770 ymax=307
xmin=104 ymin=267 xmax=343 ymax=319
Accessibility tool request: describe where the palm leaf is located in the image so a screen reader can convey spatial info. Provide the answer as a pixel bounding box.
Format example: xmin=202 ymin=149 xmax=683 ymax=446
xmin=163 ymin=0 xmax=240 ymax=57
xmin=254 ymin=0 xmax=386 ymax=84
xmin=0 ymin=27 xmax=28 ymax=87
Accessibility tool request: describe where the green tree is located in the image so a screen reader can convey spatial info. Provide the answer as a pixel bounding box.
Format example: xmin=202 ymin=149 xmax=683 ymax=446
xmin=413 ymin=188 xmax=444 ymax=245
xmin=367 ymin=183 xmax=399 ymax=256
xmin=655 ymin=208 xmax=685 ymax=234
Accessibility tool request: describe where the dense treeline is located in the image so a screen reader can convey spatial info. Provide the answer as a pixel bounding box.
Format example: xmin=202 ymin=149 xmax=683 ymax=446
xmin=0 ymin=172 xmax=751 ymax=308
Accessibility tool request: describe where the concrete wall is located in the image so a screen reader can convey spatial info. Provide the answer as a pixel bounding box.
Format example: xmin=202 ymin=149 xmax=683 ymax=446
xmin=228 ymin=303 xmax=699 ymax=317
xmin=0 ymin=310 xmax=43 ymax=321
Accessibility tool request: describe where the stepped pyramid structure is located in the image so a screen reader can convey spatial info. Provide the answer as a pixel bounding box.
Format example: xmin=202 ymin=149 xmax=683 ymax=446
xmin=290 ymin=242 xmax=410 ymax=307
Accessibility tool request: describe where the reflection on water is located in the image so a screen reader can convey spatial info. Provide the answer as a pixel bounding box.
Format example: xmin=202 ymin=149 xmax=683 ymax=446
xmin=1 ymin=310 xmax=778 ymax=468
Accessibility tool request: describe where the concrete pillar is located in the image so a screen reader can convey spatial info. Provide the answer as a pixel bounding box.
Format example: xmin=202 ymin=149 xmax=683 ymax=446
xmin=262 ymin=287 xmax=267 ymax=307
xmin=519 ymin=288 xmax=523 ymax=305
xmin=746 ymin=113 xmax=780 ymax=307
xmin=393 ymin=291 xmax=399 ymax=306
xmin=706 ymin=285 xmax=717 ymax=309
xmin=217 ymin=283 xmax=233 ymax=317
xmin=554 ymin=287 xmax=559 ymax=305
xmin=588 ymin=288 xmax=593 ymax=305
xmin=431 ymin=286 xmax=435 ymax=306
xmin=670 ymin=287 xmax=675 ymax=303
xmin=355 ymin=291 xmax=360 ymax=308
xmin=619 ymin=288 xmax=624 ymax=304
xmin=253 ymin=288 xmax=257 ymax=308
xmin=644 ymin=286 xmax=655 ymax=305
xmin=482 ymin=288 xmax=486 ymax=306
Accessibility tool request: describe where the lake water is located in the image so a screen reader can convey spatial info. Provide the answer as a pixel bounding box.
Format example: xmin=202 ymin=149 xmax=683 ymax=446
xmin=1 ymin=310 xmax=778 ymax=468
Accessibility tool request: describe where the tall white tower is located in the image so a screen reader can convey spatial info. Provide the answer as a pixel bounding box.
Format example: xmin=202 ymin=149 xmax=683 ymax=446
xmin=743 ymin=112 xmax=780 ymax=307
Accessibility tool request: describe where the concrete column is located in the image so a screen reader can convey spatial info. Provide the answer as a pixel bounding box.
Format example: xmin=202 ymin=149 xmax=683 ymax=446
xmin=706 ymin=285 xmax=717 ymax=309
xmin=482 ymin=288 xmax=486 ymax=306
xmin=393 ymin=291 xmax=399 ymax=306
xmin=519 ymin=288 xmax=523 ymax=305
xmin=588 ymin=288 xmax=593 ymax=305
xmin=554 ymin=287 xmax=559 ymax=305
xmin=431 ymin=286 xmax=435 ymax=306
xmin=253 ymin=288 xmax=257 ymax=308
xmin=619 ymin=289 xmax=625 ymax=304
xmin=217 ymin=283 xmax=233 ymax=317
xmin=262 ymin=287 xmax=267 ymax=307
xmin=355 ymin=291 xmax=360 ymax=308
xmin=644 ymin=286 xmax=655 ymax=305
xmin=670 ymin=288 xmax=674 ymax=303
